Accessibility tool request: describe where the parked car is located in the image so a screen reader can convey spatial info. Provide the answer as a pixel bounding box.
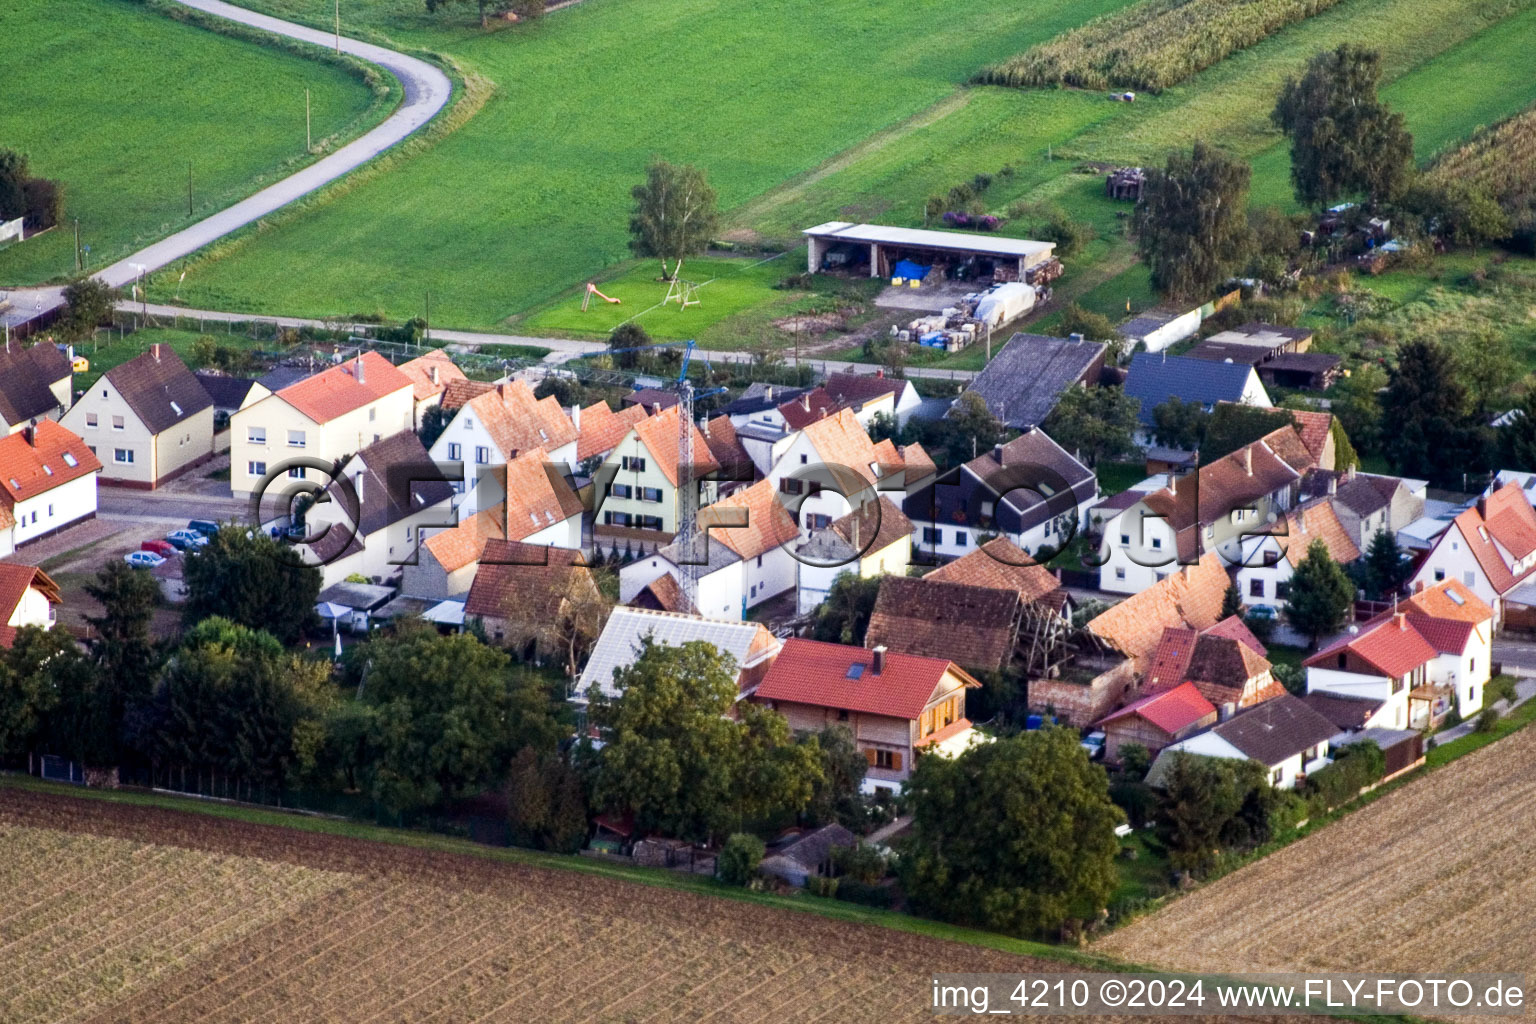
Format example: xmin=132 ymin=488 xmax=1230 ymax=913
xmin=187 ymin=519 xmax=220 ymax=537
xmin=1080 ymin=730 xmax=1106 ymax=761
xmin=123 ymin=551 xmax=165 ymax=568
xmin=165 ymin=529 xmax=208 ymax=550
xmin=141 ymin=539 xmax=177 ymax=558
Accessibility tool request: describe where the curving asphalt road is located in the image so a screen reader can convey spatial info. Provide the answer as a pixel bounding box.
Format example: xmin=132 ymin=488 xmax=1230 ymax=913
xmin=13 ymin=0 xmax=450 ymax=312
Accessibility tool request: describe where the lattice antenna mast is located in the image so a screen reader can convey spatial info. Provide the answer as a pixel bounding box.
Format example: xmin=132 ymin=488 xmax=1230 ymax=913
xmin=674 ymin=342 xmax=700 ymax=610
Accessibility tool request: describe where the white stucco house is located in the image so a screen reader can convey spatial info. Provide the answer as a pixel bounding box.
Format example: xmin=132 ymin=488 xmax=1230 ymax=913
xmin=1147 ymin=694 xmax=1338 ymax=790
xmin=0 ymin=421 xmax=101 ymax=555
xmin=428 ymin=379 xmax=578 ymax=515
xmin=1410 ymin=482 xmax=1536 ymax=629
xmin=0 ymin=563 xmax=61 ymax=645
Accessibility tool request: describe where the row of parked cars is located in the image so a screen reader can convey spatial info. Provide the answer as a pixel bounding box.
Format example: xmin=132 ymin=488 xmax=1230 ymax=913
xmin=123 ymin=520 xmax=221 ymax=568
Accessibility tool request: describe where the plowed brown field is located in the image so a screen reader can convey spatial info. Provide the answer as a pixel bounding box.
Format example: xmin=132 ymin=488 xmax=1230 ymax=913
xmin=1099 ymin=726 xmax=1536 ymax=1021
xmin=0 ymin=786 xmax=1299 ymax=1024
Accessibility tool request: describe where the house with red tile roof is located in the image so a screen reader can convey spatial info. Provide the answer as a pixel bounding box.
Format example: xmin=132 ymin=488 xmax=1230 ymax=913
xmin=230 ymin=352 xmax=416 ymax=499
xmin=0 ymin=421 xmax=101 ymax=554
xmin=1096 ymin=681 xmax=1218 ymax=762
xmin=401 ymin=447 xmax=585 ymax=601
xmin=1234 ymin=497 xmax=1361 ymax=611
xmin=396 ymin=350 xmax=467 ymax=428
xmin=1142 ymin=617 xmax=1282 ymax=710
xmin=752 ymin=638 xmax=982 ymax=793
xmin=618 ymin=478 xmax=799 ymax=621
xmin=766 ymin=408 xmax=904 ymax=536
xmin=575 ymin=401 xmax=649 ymax=466
xmin=1411 ymin=482 xmax=1536 ymax=629
xmin=593 ymin=404 xmax=719 ymax=542
xmin=427 ymin=379 xmax=578 ymax=515
xmin=0 ymin=564 xmax=61 ymax=647
xmin=1304 ymin=590 xmax=1492 ymax=729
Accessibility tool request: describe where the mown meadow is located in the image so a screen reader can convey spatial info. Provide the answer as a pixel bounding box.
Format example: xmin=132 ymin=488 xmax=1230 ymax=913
xmin=0 ymin=0 xmax=390 ymax=286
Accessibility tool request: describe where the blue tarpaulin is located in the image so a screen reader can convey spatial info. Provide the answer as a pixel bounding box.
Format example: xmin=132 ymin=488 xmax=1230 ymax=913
xmin=891 ymin=259 xmax=929 ymax=281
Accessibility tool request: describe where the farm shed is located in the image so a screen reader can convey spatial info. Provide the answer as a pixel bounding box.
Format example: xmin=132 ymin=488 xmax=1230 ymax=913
xmin=803 ymin=222 xmax=1055 ymax=285
xmin=1257 ymin=352 xmax=1343 ymax=391
xmin=963 ymin=332 xmax=1106 ymax=430
xmin=1095 ymin=681 xmax=1218 ymax=763
xmin=759 ymin=824 xmax=857 ymax=887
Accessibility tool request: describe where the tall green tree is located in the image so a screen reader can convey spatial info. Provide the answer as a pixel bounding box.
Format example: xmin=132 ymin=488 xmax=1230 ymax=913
xmin=1381 ymin=339 xmax=1491 ymax=485
xmin=138 ymin=618 xmax=334 ymax=792
xmin=0 ymin=149 xmax=27 ymax=222
xmin=900 ymin=728 xmax=1121 ymax=938
xmin=1272 ymin=45 xmax=1414 ymax=207
xmin=1155 ymin=752 xmax=1275 ymax=874
xmin=1134 ymin=141 xmax=1253 ymax=300
xmin=84 ymin=561 xmax=161 ymax=760
xmin=811 ymin=573 xmax=882 ymax=645
xmin=804 ymin=724 xmax=868 ymax=827
xmin=58 ymin=278 xmax=117 ymax=343
xmin=27 ymin=628 xmax=111 ymax=769
xmin=1358 ymin=529 xmax=1410 ymax=600
xmin=507 ymin=744 xmax=589 ymax=852
xmin=1329 ymin=363 xmax=1386 ymax=456
xmin=1150 ymin=397 xmax=1209 ymax=450
xmin=589 ymin=639 xmax=820 ymax=841
xmin=607 ymin=321 xmax=650 ymax=370
xmin=424 ymin=0 xmax=509 ymax=28
xmin=1044 ymin=385 xmax=1141 ymax=466
xmin=183 ymin=527 xmax=320 ymax=645
xmin=629 ymin=160 xmax=719 ymax=282
xmin=1284 ymin=538 xmax=1357 ymax=647
xmin=355 ymin=624 xmax=557 ymax=816
xmin=913 ymin=391 xmax=1006 ymax=468
xmin=1057 ymin=304 xmax=1121 ymax=343
xmin=1220 ymin=582 xmax=1244 ymax=621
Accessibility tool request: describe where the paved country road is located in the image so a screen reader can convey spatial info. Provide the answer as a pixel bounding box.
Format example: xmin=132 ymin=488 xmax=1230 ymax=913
xmin=13 ymin=0 xmax=451 ymax=314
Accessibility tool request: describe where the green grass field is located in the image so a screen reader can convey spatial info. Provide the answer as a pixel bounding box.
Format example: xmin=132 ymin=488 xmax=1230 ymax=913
xmin=520 ymin=255 xmax=795 ymax=339
xmin=0 ymin=0 xmax=390 ymax=287
xmin=158 ymin=0 xmax=1140 ymax=327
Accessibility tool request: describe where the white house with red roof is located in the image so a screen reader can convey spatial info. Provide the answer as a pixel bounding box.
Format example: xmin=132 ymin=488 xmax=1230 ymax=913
xmin=752 ymin=637 xmax=982 ymax=794
xmin=1304 ymin=584 xmax=1493 ymax=729
xmin=1411 ymin=481 xmax=1536 ymax=629
xmin=428 ymin=380 xmax=578 ymax=515
xmin=0 ymin=564 xmax=61 ymax=645
xmin=230 ymin=353 xmax=415 ymax=500
xmin=0 ymin=422 xmax=101 ymax=554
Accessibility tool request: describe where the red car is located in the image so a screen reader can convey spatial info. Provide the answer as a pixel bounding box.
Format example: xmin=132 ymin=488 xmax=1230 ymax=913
xmin=141 ymin=539 xmax=177 ymax=558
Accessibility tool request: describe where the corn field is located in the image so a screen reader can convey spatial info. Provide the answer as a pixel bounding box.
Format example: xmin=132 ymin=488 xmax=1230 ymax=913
xmin=1426 ymin=104 xmax=1536 ymax=216
xmin=976 ymin=0 xmax=1348 ymax=93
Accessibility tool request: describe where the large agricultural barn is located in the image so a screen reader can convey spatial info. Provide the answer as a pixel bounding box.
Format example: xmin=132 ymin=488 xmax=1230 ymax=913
xmin=803 ymin=221 xmax=1057 ymax=285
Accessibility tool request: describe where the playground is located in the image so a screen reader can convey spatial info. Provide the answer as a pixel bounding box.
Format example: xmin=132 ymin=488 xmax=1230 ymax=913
xmin=519 ymin=255 xmax=796 ymax=339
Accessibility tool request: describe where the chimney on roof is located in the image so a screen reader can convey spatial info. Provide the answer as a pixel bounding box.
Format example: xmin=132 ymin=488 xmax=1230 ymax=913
xmin=1477 ymin=495 xmax=1488 ymax=519
xmin=765 ymin=386 xmax=774 ymax=402
xmin=1069 ymin=332 xmax=1084 ymax=343
xmin=1219 ymin=701 xmax=1236 ymax=722
xmin=570 ymin=404 xmax=581 ymax=429
xmin=991 ymin=443 xmax=1004 ymax=464
xmin=1415 ymin=580 xmax=1424 ymax=594
xmin=801 ymin=393 xmax=810 ymax=412
xmin=429 ymin=364 xmax=439 ymax=385
xmin=1181 ymin=563 xmax=1193 ymax=581
xmin=354 ymin=354 xmax=365 ymax=385
xmin=354 ymin=470 xmax=364 ymax=503
xmin=1328 ymin=475 xmax=1337 ymax=496
xmin=1243 ymin=446 xmax=1252 ymax=476
xmin=875 ymin=368 xmax=884 ymax=378
xmin=1395 ymin=612 xmax=1406 ymax=631
xmin=1170 ymin=473 xmax=1178 ymax=495
xmin=22 ymin=421 xmax=35 ymax=447
xmin=871 ymin=645 xmax=886 ymax=675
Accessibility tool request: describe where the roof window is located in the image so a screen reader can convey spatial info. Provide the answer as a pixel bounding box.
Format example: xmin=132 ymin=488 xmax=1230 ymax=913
xmin=846 ymin=663 xmax=865 ymax=680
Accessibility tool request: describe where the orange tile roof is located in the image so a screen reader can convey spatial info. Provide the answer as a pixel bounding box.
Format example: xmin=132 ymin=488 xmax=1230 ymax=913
xmin=630 ymin=405 xmax=720 ymax=487
xmin=422 ymin=504 xmax=505 ymax=573
xmin=756 ymin=637 xmax=976 ymax=721
xmin=1289 ymin=410 xmax=1335 ymax=466
xmin=440 ymin=378 xmax=494 ymax=412
xmin=833 ymin=496 xmax=911 ymax=558
xmin=1088 ymin=552 xmax=1231 ymax=663
xmin=0 ymin=421 xmax=100 ymax=514
xmin=1258 ymin=423 xmax=1319 ymax=474
xmin=421 ymin=450 xmax=582 ymax=571
xmin=397 ymin=350 xmax=467 ymax=403
xmin=1098 ymin=681 xmax=1216 ymax=734
xmin=698 ymin=478 xmax=798 ymax=560
xmin=276 ymin=352 xmax=413 ymax=424
xmin=778 ymin=387 xmax=844 ymax=430
xmin=1402 ymin=579 xmax=1494 ymax=624
xmin=0 ymin=564 xmax=59 ymax=645
xmin=899 ymin=442 xmax=936 ymax=487
xmin=577 ymin=402 xmax=649 ymax=463
xmin=701 ymin=415 xmax=754 ymax=482
xmin=800 ymin=407 xmax=888 ymax=492
xmin=462 ymin=381 xmax=579 ymax=462
xmin=1441 ymin=483 xmax=1536 ymax=594
xmin=927 ymin=537 xmax=1062 ymax=606
xmin=1279 ymin=498 xmax=1361 ymax=568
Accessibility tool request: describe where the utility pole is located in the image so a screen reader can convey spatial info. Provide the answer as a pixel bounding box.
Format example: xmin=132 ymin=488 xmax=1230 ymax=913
xmin=73 ymin=219 xmax=81 ymax=273
xmin=424 ymin=290 xmax=430 ymax=343
xmin=335 ymin=0 xmax=341 ymax=53
xmin=187 ymin=161 xmax=193 ymax=216
xmin=306 ymin=88 xmax=312 ymax=151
